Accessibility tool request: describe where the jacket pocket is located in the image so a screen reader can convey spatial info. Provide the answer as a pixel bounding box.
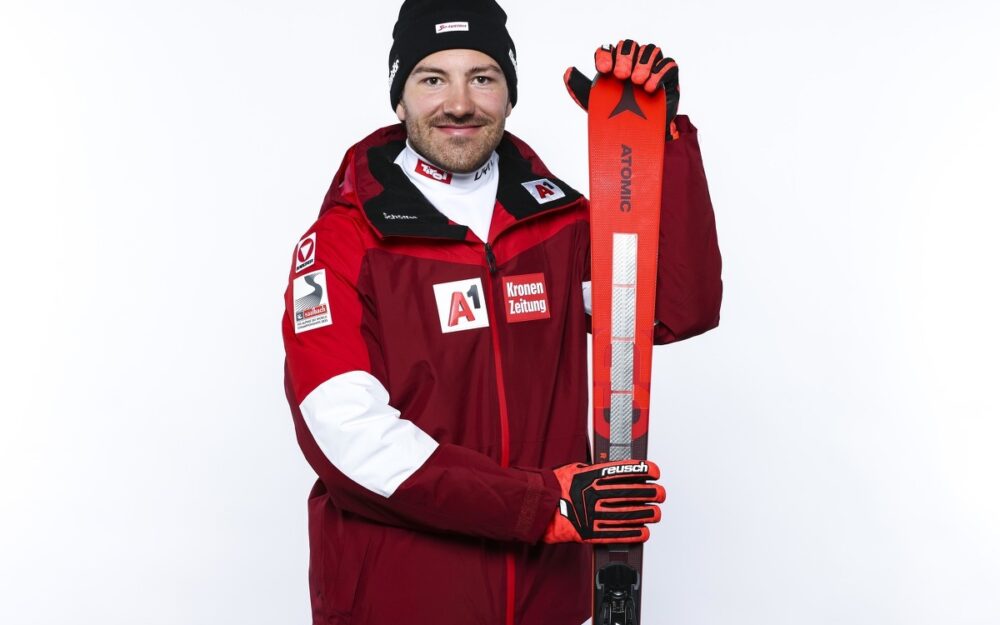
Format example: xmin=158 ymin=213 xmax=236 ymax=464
xmin=307 ymin=489 xmax=372 ymax=624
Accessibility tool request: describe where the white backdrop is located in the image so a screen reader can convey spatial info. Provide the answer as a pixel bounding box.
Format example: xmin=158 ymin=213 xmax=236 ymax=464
xmin=1 ymin=0 xmax=998 ymax=623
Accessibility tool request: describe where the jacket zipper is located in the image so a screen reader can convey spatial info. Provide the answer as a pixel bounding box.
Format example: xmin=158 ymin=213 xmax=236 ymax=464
xmin=485 ymin=242 xmax=498 ymax=275
xmin=481 ymin=243 xmax=507 ymax=466
xmin=482 ymin=242 xmax=515 ymax=625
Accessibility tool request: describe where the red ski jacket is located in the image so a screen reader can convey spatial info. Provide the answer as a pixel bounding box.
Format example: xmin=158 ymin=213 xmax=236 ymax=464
xmin=282 ymin=116 xmax=722 ymax=625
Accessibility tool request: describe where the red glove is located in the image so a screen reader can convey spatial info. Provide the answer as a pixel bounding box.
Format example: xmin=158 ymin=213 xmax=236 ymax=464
xmin=563 ymin=39 xmax=681 ymax=140
xmin=542 ymin=460 xmax=666 ymax=544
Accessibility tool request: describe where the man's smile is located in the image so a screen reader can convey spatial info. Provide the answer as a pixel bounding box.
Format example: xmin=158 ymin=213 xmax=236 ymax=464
xmin=434 ymin=124 xmax=484 ymax=137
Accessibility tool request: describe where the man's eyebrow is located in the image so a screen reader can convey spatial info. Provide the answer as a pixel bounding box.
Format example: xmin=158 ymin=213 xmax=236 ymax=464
xmin=411 ymin=64 xmax=503 ymax=77
xmin=466 ymin=64 xmax=502 ymax=76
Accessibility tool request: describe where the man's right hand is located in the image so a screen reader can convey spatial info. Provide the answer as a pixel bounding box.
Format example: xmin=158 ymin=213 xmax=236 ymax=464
xmin=563 ymin=39 xmax=681 ymax=140
xmin=542 ymin=460 xmax=666 ymax=544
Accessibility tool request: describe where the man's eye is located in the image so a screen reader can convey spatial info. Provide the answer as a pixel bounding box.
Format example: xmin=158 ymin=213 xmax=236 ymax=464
xmin=473 ymin=76 xmax=493 ymax=85
xmin=424 ymin=77 xmax=442 ymax=86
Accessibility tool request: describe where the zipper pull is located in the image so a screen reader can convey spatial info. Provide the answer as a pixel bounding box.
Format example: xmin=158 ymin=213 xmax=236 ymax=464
xmin=484 ymin=243 xmax=498 ymax=274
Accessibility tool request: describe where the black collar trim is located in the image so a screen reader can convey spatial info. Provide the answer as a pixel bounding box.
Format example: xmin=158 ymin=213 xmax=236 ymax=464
xmin=361 ymin=134 xmax=583 ymax=240
xmin=364 ymin=140 xmax=469 ymax=240
xmin=494 ymin=137 xmax=582 ymax=219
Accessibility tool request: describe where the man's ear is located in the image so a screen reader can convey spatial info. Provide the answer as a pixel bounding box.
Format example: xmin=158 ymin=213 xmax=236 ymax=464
xmin=505 ymin=100 xmax=512 ymax=118
xmin=395 ymin=100 xmax=407 ymax=122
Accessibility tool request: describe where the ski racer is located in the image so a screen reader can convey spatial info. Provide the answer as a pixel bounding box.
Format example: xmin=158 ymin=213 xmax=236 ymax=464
xmin=281 ymin=0 xmax=723 ymax=623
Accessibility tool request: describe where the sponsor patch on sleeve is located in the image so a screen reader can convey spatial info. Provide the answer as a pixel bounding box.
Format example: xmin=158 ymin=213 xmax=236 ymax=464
xmin=295 ymin=233 xmax=317 ymax=273
xmin=432 ymin=277 xmax=490 ymax=333
xmin=502 ymin=273 xmax=551 ymax=323
xmin=293 ymin=269 xmax=332 ymax=333
xmin=521 ymin=178 xmax=566 ymax=205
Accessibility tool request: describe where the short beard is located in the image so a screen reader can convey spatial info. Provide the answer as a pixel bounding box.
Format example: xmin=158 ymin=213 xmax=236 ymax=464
xmin=401 ymin=104 xmax=506 ymax=174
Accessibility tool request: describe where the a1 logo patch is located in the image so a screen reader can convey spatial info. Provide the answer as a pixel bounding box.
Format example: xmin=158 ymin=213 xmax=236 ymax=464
xmin=521 ymin=178 xmax=566 ymax=204
xmin=433 ymin=277 xmax=489 ymax=333
xmin=502 ymin=273 xmax=551 ymax=323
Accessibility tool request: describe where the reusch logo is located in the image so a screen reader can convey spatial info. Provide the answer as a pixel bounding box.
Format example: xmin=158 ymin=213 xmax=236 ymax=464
xmin=620 ymin=144 xmax=633 ymax=212
xmin=416 ymin=159 xmax=453 ymax=184
xmin=601 ymin=462 xmax=649 ymax=477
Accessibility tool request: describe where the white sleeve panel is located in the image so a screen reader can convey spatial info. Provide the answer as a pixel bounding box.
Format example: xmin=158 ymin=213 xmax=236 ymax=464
xmin=582 ymin=280 xmax=593 ymax=316
xmin=299 ymin=370 xmax=439 ymax=498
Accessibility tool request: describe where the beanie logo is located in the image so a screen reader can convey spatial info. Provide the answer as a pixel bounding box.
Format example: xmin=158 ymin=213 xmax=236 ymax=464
xmin=509 ymin=48 xmax=517 ymax=74
xmin=435 ymin=21 xmax=469 ymax=33
xmin=388 ymin=57 xmax=400 ymax=89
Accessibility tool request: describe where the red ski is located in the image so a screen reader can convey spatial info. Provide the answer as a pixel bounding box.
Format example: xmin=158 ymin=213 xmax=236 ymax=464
xmin=588 ymin=74 xmax=667 ymax=625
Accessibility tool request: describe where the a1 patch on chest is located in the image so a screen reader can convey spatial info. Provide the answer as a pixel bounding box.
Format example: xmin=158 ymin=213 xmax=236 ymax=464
xmin=433 ymin=277 xmax=490 ymax=333
xmin=502 ymin=273 xmax=551 ymax=323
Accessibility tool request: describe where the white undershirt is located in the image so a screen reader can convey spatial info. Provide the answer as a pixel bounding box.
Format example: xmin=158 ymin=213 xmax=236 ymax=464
xmin=394 ymin=141 xmax=499 ymax=243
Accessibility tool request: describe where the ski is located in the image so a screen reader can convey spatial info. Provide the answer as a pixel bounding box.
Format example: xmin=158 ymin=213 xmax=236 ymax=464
xmin=588 ymin=74 xmax=667 ymax=625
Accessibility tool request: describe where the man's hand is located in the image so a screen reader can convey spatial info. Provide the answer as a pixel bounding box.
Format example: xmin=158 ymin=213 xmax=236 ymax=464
xmin=542 ymin=459 xmax=666 ymax=544
xmin=563 ymin=39 xmax=680 ymax=140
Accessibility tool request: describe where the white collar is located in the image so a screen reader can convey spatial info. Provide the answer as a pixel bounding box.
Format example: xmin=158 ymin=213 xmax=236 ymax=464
xmin=398 ymin=140 xmax=498 ymax=193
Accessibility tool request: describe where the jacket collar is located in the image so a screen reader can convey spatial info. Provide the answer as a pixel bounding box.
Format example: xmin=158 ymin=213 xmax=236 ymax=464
xmin=320 ymin=124 xmax=583 ymax=241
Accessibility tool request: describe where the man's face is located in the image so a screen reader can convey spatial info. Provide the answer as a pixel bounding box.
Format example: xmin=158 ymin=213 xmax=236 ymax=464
xmin=395 ymin=49 xmax=512 ymax=173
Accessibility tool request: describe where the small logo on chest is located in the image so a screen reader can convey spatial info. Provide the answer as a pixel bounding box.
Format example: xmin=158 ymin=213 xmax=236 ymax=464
xmin=502 ymin=273 xmax=551 ymax=323
xmin=433 ymin=277 xmax=490 ymax=333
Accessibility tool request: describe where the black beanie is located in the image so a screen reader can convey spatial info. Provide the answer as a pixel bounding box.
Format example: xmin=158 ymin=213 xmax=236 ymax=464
xmin=388 ymin=0 xmax=518 ymax=111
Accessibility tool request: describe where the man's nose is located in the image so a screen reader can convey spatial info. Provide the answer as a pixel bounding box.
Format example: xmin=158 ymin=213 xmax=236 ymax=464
xmin=442 ymin=83 xmax=474 ymax=118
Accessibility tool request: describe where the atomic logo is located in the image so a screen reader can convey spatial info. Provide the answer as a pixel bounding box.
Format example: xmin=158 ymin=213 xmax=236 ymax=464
xmin=619 ymin=144 xmax=633 ymax=213
xmin=609 ymin=82 xmax=647 ymax=120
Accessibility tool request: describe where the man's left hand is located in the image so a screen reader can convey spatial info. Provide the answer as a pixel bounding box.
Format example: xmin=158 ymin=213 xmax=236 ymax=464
xmin=564 ymin=39 xmax=680 ymax=140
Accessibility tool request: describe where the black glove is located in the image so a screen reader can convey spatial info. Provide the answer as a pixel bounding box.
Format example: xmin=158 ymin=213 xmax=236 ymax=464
xmin=564 ymin=39 xmax=680 ymax=140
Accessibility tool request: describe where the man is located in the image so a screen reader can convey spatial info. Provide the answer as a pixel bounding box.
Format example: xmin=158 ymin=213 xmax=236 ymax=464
xmin=282 ymin=0 xmax=722 ymax=623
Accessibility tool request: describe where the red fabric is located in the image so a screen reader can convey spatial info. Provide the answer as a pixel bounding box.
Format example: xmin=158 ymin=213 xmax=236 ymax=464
xmin=282 ymin=117 xmax=721 ymax=625
xmin=653 ymin=116 xmax=724 ymax=343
